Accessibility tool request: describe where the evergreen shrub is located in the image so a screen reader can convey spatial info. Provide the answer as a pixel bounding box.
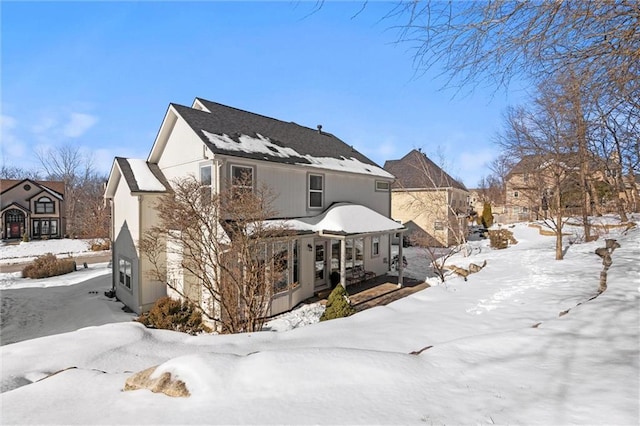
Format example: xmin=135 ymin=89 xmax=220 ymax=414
xmin=22 ymin=253 xmax=76 ymax=279
xmin=481 ymin=202 xmax=494 ymax=228
xmin=136 ymin=297 xmax=210 ymax=335
xmin=320 ymin=285 xmax=356 ymax=321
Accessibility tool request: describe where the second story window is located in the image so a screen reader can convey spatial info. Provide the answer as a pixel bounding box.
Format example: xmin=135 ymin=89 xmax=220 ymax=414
xmin=231 ymin=165 xmax=253 ymax=194
xmin=308 ymin=174 xmax=323 ymax=208
xmin=375 ymin=181 xmax=390 ymax=191
xmin=35 ymin=197 xmax=54 ymax=214
xmin=200 ymin=165 xmax=212 ymax=204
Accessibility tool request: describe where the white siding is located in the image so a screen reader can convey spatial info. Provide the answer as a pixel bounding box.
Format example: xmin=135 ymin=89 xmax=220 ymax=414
xmin=157 ymin=117 xmax=212 ymax=182
xmin=112 ymin=176 xmax=140 ymax=312
xmin=139 ymin=194 xmax=167 ymax=310
xmin=219 ymin=159 xmax=392 ymax=219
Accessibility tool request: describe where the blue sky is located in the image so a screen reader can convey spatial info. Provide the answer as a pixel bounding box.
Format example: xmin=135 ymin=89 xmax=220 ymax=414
xmin=1 ymin=1 xmax=527 ymax=188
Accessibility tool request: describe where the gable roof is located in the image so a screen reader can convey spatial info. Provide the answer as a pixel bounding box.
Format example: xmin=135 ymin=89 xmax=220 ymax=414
xmin=383 ymin=150 xmax=467 ymax=191
xmin=113 ymin=158 xmax=170 ymax=193
xmin=506 ymin=154 xmax=586 ymax=179
xmin=166 ymin=98 xmax=393 ymax=178
xmin=1 ymin=201 xmax=30 ymax=214
xmin=0 ymin=179 xmax=65 ymax=198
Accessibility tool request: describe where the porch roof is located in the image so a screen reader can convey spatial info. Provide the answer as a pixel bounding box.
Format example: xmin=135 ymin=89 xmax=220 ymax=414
xmin=280 ymin=203 xmax=405 ymax=236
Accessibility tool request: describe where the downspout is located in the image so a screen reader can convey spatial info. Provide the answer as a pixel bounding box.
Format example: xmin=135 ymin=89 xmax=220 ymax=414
xmin=109 ymin=198 xmax=116 ymax=293
xmin=138 ymin=194 xmax=144 ymax=312
xmin=397 ymin=230 xmax=404 ymax=288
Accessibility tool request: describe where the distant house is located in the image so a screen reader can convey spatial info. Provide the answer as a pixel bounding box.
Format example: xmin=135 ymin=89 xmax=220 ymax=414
xmin=104 ymin=98 xmax=404 ymax=320
xmin=384 ymin=150 xmax=469 ymax=247
xmin=1 ymin=179 xmax=66 ymax=240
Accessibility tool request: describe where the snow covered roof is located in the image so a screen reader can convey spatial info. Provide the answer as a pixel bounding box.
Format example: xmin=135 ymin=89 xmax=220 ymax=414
xmin=114 ymin=158 xmax=170 ymax=193
xmin=278 ymin=203 xmax=405 ymax=235
xmin=171 ymin=100 xmax=393 ymax=179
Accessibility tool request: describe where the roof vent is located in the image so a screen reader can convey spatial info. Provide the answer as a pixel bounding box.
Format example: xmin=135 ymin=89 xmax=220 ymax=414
xmin=317 ymin=124 xmax=322 ymax=134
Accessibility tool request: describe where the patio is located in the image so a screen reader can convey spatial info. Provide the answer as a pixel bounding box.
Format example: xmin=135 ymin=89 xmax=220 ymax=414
xmin=311 ymin=274 xmax=429 ymax=312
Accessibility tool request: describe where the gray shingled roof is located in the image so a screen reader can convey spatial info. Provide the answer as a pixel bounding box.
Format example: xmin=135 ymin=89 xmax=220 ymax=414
xmin=171 ymin=98 xmax=382 ymax=170
xmin=383 ymin=150 xmax=467 ymax=191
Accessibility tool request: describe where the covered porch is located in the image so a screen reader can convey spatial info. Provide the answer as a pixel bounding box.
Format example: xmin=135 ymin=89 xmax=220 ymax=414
xmin=283 ymin=203 xmax=407 ymax=291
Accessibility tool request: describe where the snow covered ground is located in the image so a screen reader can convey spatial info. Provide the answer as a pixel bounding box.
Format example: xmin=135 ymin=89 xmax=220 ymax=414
xmin=0 ymin=238 xmax=104 ymax=266
xmin=1 ymin=217 xmax=639 ymax=424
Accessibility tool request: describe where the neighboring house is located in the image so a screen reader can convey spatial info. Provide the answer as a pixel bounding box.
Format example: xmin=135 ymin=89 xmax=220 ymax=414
xmin=104 ymin=97 xmax=404 ymax=319
xmin=1 ymin=179 xmax=66 ymax=240
xmin=503 ymin=154 xmax=609 ymax=223
xmin=383 ymin=149 xmax=469 ymax=247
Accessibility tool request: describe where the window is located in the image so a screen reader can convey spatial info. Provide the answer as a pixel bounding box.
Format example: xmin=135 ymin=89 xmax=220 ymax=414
xmin=35 ymin=197 xmax=54 ymax=214
xmin=346 ymin=238 xmax=364 ymax=268
xmin=273 ymin=242 xmax=289 ymax=294
xmin=375 ymin=181 xmax=390 ymax=191
xmin=200 ymin=165 xmax=212 ymax=186
xmin=119 ymin=258 xmax=132 ymax=289
xmin=231 ymin=165 xmax=253 ymax=194
xmin=308 ymin=174 xmax=323 ymax=208
xmin=41 ymin=220 xmax=50 ymax=235
xmin=434 ymin=221 xmax=444 ymax=231
xmin=372 ymin=236 xmax=380 ymax=257
xmin=32 ymin=219 xmax=58 ymax=237
xmin=514 ymin=191 xmax=519 ymax=198
xmin=200 ymin=165 xmax=213 ymax=204
xmin=265 ymin=240 xmax=300 ymax=295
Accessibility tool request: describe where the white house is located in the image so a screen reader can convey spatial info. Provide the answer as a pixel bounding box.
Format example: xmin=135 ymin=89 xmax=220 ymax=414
xmin=105 ymin=98 xmax=404 ymax=319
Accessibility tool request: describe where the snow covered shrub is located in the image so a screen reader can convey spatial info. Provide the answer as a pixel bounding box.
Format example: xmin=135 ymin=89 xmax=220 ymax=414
xmin=136 ymin=297 xmax=211 ymax=335
xmin=488 ymin=229 xmax=517 ymax=249
xmin=22 ymin=253 xmax=76 ymax=279
xmin=320 ymin=285 xmax=356 ymax=321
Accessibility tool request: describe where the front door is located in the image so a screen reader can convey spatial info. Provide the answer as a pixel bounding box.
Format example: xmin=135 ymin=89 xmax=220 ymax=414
xmin=6 ymin=209 xmax=25 ymax=239
xmin=314 ymin=241 xmax=328 ymax=290
xmin=10 ymin=223 xmax=20 ymax=238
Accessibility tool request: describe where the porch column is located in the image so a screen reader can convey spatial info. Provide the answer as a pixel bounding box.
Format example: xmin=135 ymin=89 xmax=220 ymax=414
xmin=340 ymin=238 xmax=347 ymax=288
xmin=397 ymin=233 xmax=404 ymax=288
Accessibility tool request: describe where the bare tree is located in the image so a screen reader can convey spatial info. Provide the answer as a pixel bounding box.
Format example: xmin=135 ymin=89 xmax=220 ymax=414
xmin=498 ymin=81 xmax=582 ymax=260
xmin=0 ymin=165 xmax=40 ymax=180
xmin=35 ymin=144 xmax=108 ymax=238
xmin=141 ymin=174 xmax=290 ymax=334
xmin=390 ymin=1 xmax=639 ymax=98
xmin=388 ymin=150 xmax=470 ymax=282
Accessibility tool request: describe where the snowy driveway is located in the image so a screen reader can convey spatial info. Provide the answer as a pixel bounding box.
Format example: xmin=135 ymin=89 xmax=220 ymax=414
xmin=0 ymin=274 xmax=134 ymax=346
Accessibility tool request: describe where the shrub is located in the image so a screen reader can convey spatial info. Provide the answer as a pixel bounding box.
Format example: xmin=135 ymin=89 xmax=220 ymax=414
xmin=136 ymin=297 xmax=210 ymax=335
xmin=488 ymin=229 xmax=518 ymax=249
xmin=22 ymin=253 xmax=76 ymax=279
xmin=22 ymin=232 xmax=29 ymax=243
xmin=90 ymin=239 xmax=111 ymax=251
xmin=481 ymin=202 xmax=494 ymax=228
xmin=320 ymin=285 xmax=356 ymax=321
